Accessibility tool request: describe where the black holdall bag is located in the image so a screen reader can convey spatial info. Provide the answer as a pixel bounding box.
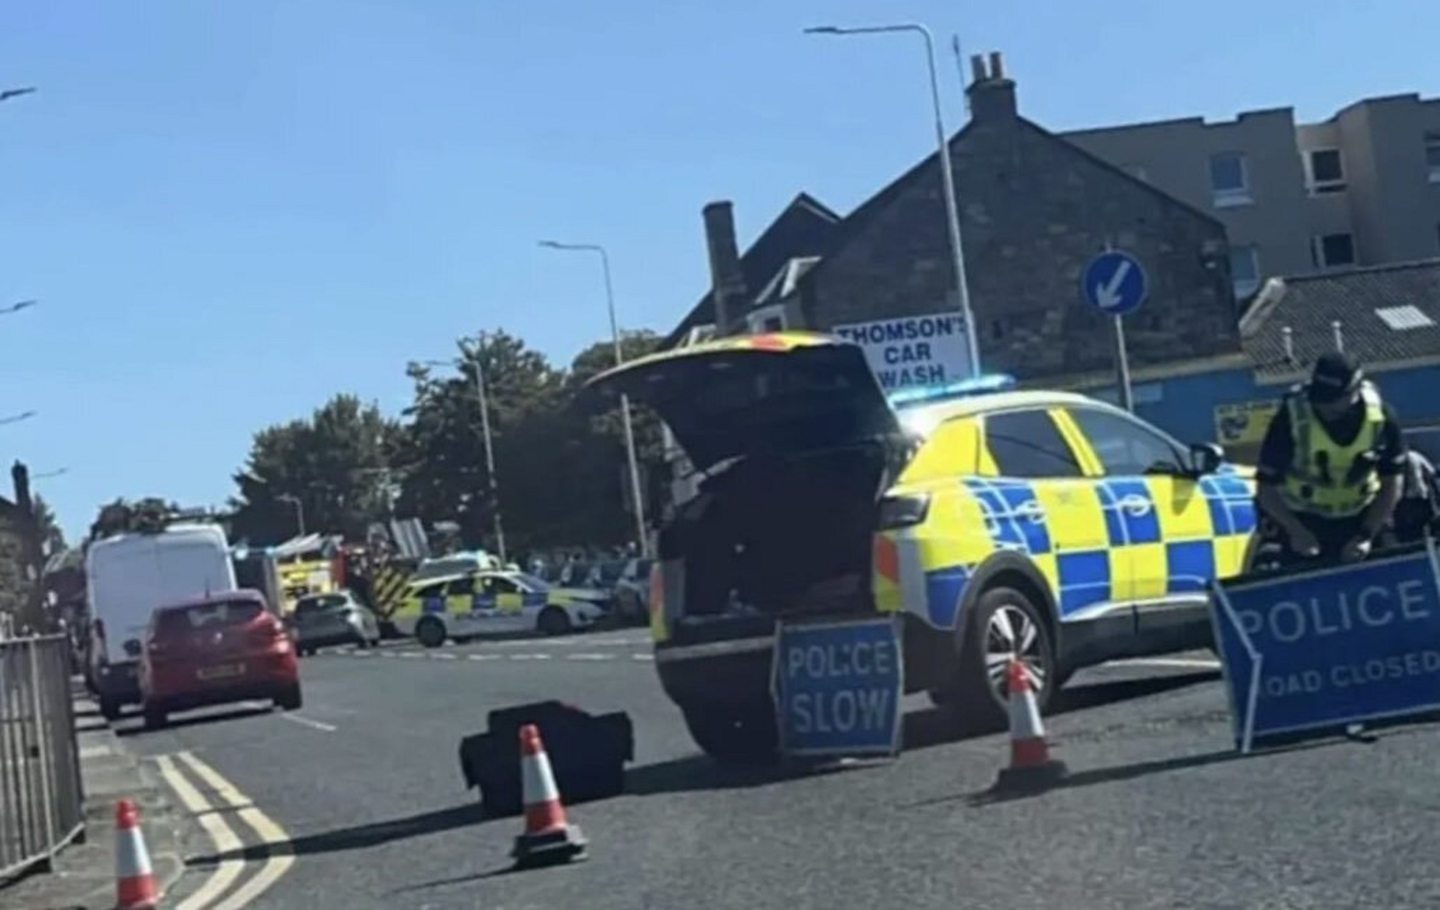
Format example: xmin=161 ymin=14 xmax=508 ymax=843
xmin=458 ymin=701 xmax=634 ymax=816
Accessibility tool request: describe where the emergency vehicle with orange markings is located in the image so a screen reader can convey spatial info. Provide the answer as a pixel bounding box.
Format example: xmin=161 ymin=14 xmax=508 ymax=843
xmin=587 ymin=332 xmax=1258 ymax=761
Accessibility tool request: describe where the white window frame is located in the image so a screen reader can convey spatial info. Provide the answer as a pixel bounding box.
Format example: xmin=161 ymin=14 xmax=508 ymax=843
xmin=746 ymin=304 xmax=787 ymax=333
xmin=1426 ymin=132 xmax=1440 ymax=184
xmin=1312 ymin=232 xmax=1357 ymax=269
xmin=1228 ymin=244 xmax=1261 ymax=298
xmin=1209 ymin=152 xmax=1252 ymax=207
xmin=1305 ymin=147 xmax=1346 ymax=195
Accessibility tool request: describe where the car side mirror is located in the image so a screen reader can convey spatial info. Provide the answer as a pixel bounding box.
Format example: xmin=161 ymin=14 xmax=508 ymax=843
xmin=1189 ymin=442 xmax=1225 ymax=476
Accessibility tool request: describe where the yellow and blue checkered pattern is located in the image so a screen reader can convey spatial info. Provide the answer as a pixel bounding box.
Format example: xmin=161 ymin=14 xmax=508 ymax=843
xmin=894 ymin=468 xmax=1256 ymax=631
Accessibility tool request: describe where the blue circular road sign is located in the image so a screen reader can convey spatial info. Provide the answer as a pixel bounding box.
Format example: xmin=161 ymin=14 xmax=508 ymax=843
xmin=1082 ymin=250 xmax=1148 ymax=316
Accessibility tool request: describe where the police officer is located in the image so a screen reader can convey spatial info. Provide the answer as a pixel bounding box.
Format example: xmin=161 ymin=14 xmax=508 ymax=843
xmin=1255 ymin=351 xmax=1408 ymax=566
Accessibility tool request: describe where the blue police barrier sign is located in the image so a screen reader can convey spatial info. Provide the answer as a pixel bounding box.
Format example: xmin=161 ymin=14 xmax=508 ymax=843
xmin=772 ymin=617 xmax=903 ymax=758
xmin=1082 ymin=250 xmax=1148 ymax=316
xmin=1211 ymin=543 xmax=1440 ymax=752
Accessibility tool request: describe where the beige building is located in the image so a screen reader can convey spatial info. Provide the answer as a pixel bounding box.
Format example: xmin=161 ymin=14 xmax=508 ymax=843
xmin=1064 ymin=93 xmax=1440 ymax=299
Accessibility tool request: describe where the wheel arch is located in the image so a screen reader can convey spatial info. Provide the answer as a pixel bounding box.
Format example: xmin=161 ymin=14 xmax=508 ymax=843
xmin=953 ymin=551 xmax=1060 ymax=657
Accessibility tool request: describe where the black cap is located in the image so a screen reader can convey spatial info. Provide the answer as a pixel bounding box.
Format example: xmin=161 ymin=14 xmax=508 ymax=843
xmin=1309 ymin=351 xmax=1362 ymax=403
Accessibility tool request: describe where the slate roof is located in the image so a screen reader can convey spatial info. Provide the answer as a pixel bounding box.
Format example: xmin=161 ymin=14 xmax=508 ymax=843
xmin=661 ymin=193 xmax=841 ymax=348
xmin=1240 ymin=258 xmax=1440 ymax=381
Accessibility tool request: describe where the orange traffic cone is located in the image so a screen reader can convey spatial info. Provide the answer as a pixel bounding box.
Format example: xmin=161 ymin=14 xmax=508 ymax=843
xmin=511 ymin=724 xmax=587 ymax=869
xmin=115 ymin=799 xmax=160 ymax=910
xmin=994 ymin=658 xmax=1068 ymax=792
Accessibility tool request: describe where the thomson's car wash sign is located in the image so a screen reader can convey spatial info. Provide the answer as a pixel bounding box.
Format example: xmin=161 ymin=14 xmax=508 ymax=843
xmin=832 ymin=313 xmax=972 ymax=392
xmin=772 ymin=617 xmax=903 ymax=758
xmin=1211 ymin=543 xmax=1440 ymax=752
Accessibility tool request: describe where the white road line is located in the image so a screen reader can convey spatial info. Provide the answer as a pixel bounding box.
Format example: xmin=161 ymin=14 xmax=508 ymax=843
xmin=631 ymin=653 xmax=654 ymax=661
xmin=568 ymin=653 xmax=613 ymax=661
xmin=399 ymin=652 xmax=424 ymax=659
xmin=278 ymin=713 xmax=337 ymax=732
xmin=1106 ymin=657 xmax=1222 ymax=670
xmin=156 ymin=754 xmax=245 ymax=910
xmin=431 ymin=653 xmax=457 ymax=661
xmin=467 ymin=654 xmax=499 ymax=661
xmin=177 ymin=752 xmax=296 ymax=910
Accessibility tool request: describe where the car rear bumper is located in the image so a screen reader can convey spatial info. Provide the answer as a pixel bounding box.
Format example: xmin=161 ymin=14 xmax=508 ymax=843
xmin=296 ymin=625 xmax=365 ymax=648
xmin=146 ymin=652 xmax=299 ymax=708
xmin=94 ymin=660 xmax=141 ymax=704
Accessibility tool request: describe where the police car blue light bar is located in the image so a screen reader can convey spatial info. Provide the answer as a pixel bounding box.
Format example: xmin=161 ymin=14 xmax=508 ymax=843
xmin=886 ymin=373 xmax=1018 ymax=407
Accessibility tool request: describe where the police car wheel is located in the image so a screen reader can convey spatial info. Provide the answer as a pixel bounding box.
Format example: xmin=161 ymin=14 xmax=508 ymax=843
xmin=957 ymin=586 xmax=1056 ymax=731
xmin=538 ymin=607 xmax=572 ymax=636
xmin=680 ymin=701 xmax=778 ymax=764
xmin=415 ymin=617 xmax=447 ymax=649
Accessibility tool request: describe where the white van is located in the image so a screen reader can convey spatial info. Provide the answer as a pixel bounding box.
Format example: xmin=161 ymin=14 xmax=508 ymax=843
xmin=86 ymin=524 xmax=238 ymax=719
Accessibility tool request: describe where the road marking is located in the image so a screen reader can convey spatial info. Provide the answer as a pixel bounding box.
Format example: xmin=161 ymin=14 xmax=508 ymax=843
xmin=431 ymin=653 xmax=457 ymax=660
xmin=177 ymin=752 xmax=296 ymax=910
xmin=631 ymin=653 xmax=654 ymax=661
xmin=156 ymin=754 xmax=245 ymax=910
xmin=1105 ymin=657 xmax=1221 ymax=670
xmin=399 ymin=652 xmax=424 ymax=659
xmin=278 ymin=713 xmax=337 ymax=732
xmin=568 ymin=653 xmax=613 ymax=661
xmin=467 ymin=653 xmax=499 ymax=661
xmin=379 ymin=652 xmax=397 ymax=659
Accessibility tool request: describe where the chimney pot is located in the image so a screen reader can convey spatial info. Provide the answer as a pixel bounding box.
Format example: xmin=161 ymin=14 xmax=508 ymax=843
xmin=969 ymin=54 xmax=986 ymax=83
xmin=965 ymin=50 xmax=1017 ymax=122
xmin=988 ymin=51 xmax=1004 ymax=79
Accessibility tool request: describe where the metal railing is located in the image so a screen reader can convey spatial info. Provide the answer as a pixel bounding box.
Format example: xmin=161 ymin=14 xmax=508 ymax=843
xmin=0 ymin=635 xmax=83 ymax=881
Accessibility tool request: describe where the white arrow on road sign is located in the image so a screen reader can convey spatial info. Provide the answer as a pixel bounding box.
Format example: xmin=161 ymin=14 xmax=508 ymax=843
xmin=1094 ymin=260 xmax=1133 ymax=312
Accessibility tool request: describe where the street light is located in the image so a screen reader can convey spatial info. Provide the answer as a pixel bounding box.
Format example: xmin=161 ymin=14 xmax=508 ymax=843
xmin=32 ymin=468 xmax=67 ymax=480
xmin=0 ymin=410 xmax=36 ymax=426
xmin=0 ymin=300 xmax=36 ymax=316
xmin=0 ymin=87 xmax=36 ymax=104
xmin=422 ymin=353 xmax=507 ymax=564
xmin=538 ymin=240 xmax=650 ymax=557
xmin=805 ymin=22 xmax=981 ymax=377
xmin=277 ymin=494 xmax=306 ymax=536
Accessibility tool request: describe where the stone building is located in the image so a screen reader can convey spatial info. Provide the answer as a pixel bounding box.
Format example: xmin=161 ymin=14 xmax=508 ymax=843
xmin=670 ymin=52 xmax=1240 ymax=384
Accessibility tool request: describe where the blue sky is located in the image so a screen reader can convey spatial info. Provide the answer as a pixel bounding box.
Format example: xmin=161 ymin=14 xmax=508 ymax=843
xmin=2 ymin=0 xmax=1435 ymax=540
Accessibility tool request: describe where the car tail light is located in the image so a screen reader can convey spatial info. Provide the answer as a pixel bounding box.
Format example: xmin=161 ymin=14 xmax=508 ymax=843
xmin=878 ymin=493 xmax=930 ymax=530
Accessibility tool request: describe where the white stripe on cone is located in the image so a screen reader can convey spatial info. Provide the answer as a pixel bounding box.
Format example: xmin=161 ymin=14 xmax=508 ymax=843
xmin=522 ymin=746 xmax=561 ymax=807
xmin=1009 ymin=663 xmax=1045 ymax=742
xmin=117 ymin=826 xmax=154 ymax=878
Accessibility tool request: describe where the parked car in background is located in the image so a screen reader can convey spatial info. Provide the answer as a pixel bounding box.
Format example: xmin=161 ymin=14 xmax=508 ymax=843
xmin=585 ymin=560 xmax=627 ymax=591
xmin=291 ymin=590 xmax=380 ymax=655
xmin=138 ymin=589 xmax=301 ymax=729
xmin=611 ymin=558 xmax=655 ymax=626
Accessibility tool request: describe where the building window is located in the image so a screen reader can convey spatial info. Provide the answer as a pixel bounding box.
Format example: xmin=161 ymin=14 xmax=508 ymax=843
xmin=1426 ymin=132 xmax=1440 ymax=183
xmin=1228 ymin=245 xmax=1261 ymax=298
xmin=1306 ymin=148 xmax=1346 ymax=194
xmin=1209 ymin=152 xmax=1251 ymax=206
xmin=1312 ymin=233 xmax=1356 ymax=269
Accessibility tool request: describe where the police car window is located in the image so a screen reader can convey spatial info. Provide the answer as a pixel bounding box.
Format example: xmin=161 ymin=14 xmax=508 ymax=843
xmin=483 ymin=576 xmax=520 ymax=595
xmin=445 ymin=577 xmax=475 ymax=597
xmin=984 ymin=410 xmax=1083 ymax=478
xmin=1070 ymin=407 xmax=1184 ymax=476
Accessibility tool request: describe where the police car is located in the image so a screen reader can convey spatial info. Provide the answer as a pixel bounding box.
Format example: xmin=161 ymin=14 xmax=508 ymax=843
xmin=391 ymin=570 xmax=610 ymax=647
xmin=586 ymin=332 xmax=1257 ymax=761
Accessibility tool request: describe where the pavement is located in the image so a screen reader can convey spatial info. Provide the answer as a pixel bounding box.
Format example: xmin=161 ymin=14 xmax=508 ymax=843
xmin=2 ymin=695 xmax=187 ymax=910
xmin=13 ymin=627 xmax=1440 ymax=909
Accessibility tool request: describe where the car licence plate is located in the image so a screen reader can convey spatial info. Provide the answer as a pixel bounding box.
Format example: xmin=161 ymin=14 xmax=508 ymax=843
xmin=197 ymin=663 xmax=245 ymax=681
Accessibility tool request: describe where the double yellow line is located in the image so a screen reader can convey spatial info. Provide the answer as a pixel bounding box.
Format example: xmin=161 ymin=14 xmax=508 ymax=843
xmin=155 ymin=751 xmax=295 ymax=909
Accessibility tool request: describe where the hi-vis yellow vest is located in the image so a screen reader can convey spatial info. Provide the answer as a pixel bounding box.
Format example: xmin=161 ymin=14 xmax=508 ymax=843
xmin=1280 ymin=382 xmax=1385 ymax=518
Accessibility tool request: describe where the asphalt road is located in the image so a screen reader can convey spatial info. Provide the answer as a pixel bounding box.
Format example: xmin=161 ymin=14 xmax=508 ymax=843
xmin=116 ymin=629 xmax=1440 ymax=910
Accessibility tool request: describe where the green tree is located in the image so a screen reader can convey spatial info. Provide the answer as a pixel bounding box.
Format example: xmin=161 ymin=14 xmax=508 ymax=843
xmin=229 ymin=394 xmax=399 ymax=545
xmin=31 ymin=494 xmax=65 ymax=555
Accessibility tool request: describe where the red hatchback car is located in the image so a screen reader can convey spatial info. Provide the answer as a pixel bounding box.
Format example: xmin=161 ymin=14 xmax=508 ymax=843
xmin=139 ymin=590 xmax=301 ymax=729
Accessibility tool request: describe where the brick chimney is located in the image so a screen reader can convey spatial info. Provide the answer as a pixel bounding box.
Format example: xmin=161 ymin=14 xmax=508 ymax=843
xmin=966 ymin=51 xmax=1016 ymax=121
xmin=702 ymin=201 xmax=749 ymax=336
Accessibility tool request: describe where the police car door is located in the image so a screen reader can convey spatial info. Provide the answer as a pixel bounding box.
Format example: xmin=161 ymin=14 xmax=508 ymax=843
xmin=1064 ymin=406 xmax=1217 ymax=646
xmin=480 ymin=575 xmax=529 ymax=633
xmin=980 ymin=409 xmax=1121 ymax=637
xmin=444 ymin=575 xmax=485 ymax=635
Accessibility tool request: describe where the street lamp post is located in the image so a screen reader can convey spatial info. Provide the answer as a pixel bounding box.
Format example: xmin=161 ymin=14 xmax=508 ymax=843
xmin=0 ymin=410 xmax=36 ymax=427
xmin=538 ymin=240 xmax=650 ymax=557
xmin=0 ymin=300 xmax=36 ymax=317
xmin=277 ymin=494 xmax=306 ymax=537
xmin=32 ymin=468 xmax=67 ymax=480
xmin=0 ymin=87 xmax=36 ymax=104
xmin=805 ymin=23 xmax=981 ymax=377
xmin=423 ymin=354 xmax=507 ymax=565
